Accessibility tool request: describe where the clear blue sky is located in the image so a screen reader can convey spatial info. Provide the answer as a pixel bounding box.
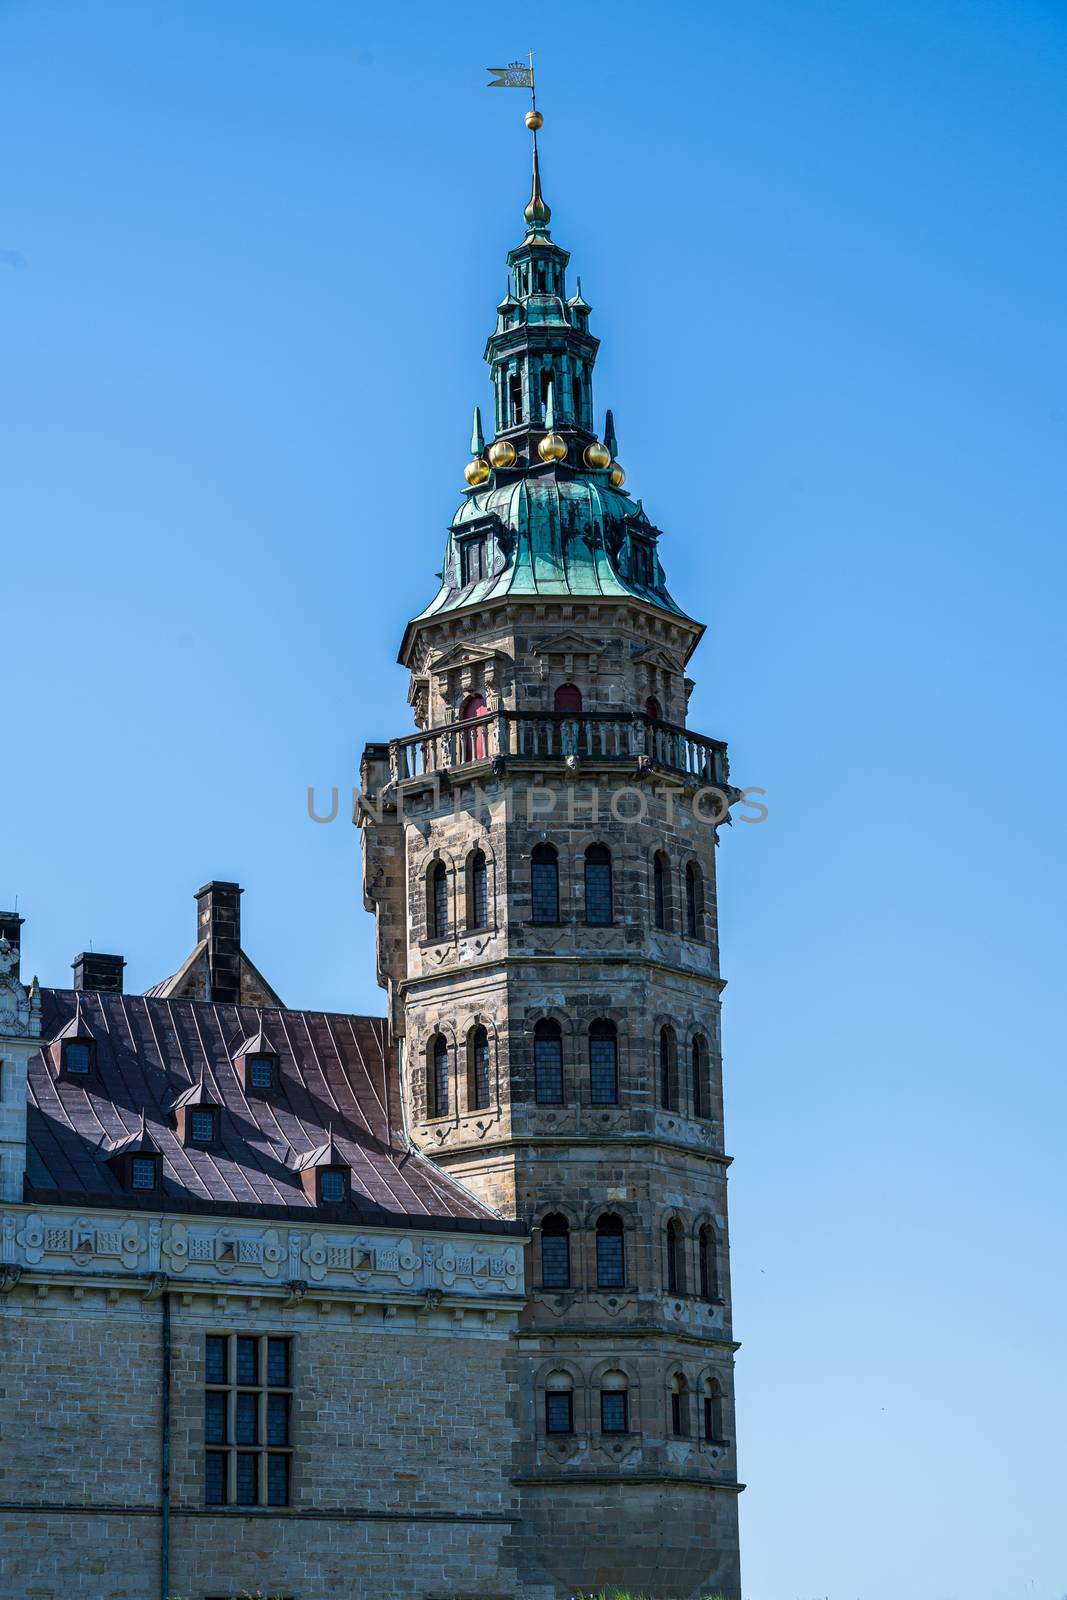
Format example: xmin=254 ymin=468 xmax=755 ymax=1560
xmin=3 ymin=3 xmax=1065 ymax=1596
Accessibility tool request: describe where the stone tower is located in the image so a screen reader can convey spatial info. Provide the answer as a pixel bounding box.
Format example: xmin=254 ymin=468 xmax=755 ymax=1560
xmin=359 ymin=131 xmax=742 ymax=1600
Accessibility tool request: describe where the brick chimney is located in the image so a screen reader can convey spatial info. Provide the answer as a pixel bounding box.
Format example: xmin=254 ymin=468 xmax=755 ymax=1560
xmin=195 ymin=881 xmax=242 ymax=1004
xmin=0 ymin=913 xmax=24 ymax=979
xmin=72 ymin=952 xmax=126 ymax=994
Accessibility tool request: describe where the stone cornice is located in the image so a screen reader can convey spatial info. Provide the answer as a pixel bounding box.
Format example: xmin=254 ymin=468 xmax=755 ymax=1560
xmin=399 ymin=953 xmax=727 ymax=994
xmin=430 ymin=1133 xmax=732 ymax=1168
xmin=511 ymin=1471 xmax=744 ymax=1494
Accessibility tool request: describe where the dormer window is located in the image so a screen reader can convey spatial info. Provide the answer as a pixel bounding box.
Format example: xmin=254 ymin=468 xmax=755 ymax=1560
xmin=318 ymin=1167 xmax=348 ymax=1206
xmin=460 ymin=536 xmax=487 ymax=586
xmin=247 ymin=1053 xmax=276 ymax=1095
xmin=187 ymin=1105 xmax=220 ymax=1148
xmin=62 ymin=1038 xmax=94 ymax=1076
xmin=630 ymin=538 xmax=654 ymax=587
xmin=509 ymin=372 xmax=523 ymax=425
xmin=130 ymin=1155 xmax=160 ymax=1192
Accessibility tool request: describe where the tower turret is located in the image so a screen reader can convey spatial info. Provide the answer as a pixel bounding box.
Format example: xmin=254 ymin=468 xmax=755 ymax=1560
xmin=359 ymin=108 xmax=742 ymax=1600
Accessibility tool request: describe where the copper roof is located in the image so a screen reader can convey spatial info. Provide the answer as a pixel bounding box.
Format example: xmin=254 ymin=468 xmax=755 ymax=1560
xmin=26 ymin=990 xmax=513 ymax=1234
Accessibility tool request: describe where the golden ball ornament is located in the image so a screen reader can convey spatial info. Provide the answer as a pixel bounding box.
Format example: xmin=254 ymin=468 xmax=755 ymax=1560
xmin=538 ymin=431 xmax=568 ymax=463
xmin=487 ymin=439 xmax=517 ymax=469
xmin=525 ymin=110 xmax=544 ymax=131
xmin=583 ymin=441 xmax=611 ymax=470
xmin=464 ymin=457 xmax=491 ymax=487
xmin=609 ymin=462 xmax=626 ymax=487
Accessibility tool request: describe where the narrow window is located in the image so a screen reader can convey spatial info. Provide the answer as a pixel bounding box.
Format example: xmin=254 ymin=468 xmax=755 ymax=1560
xmin=645 ymin=696 xmax=661 ymax=720
xmin=534 ymin=1019 xmax=564 ymax=1105
xmin=468 ymin=1026 xmax=491 ymax=1111
xmin=63 ymin=1039 xmax=93 ymax=1075
xmin=460 ymin=536 xmax=487 ymax=586
xmin=430 ymin=1036 xmax=450 ymax=1118
xmin=553 ymin=682 xmax=582 ymax=714
xmin=666 ymin=1218 xmax=685 ymax=1296
xmin=204 ymin=1333 xmax=292 ymax=1508
xmin=545 ymin=1372 xmax=574 ymax=1435
xmin=595 ymin=1213 xmax=625 ymax=1289
xmin=540 ymin=1213 xmax=570 ymax=1289
xmin=659 ymin=1026 xmax=676 ymax=1111
xmin=600 ymin=1374 xmax=629 ymax=1434
xmin=686 ymin=861 xmax=703 ymax=939
xmin=531 ymin=843 xmax=559 ymax=924
xmin=459 ymin=693 xmax=488 ymax=762
xmin=703 ymin=1377 xmax=724 ymax=1443
xmin=670 ymin=1373 xmax=690 ymax=1437
xmin=699 ymin=1224 xmax=718 ymax=1302
xmin=509 ymin=371 xmax=523 ymax=425
xmin=572 ymin=372 xmax=582 ymax=423
xmin=467 ymin=850 xmax=489 ymax=930
xmin=429 ymin=860 xmax=449 ymax=941
xmin=536 ymin=265 xmax=547 ymax=293
xmin=632 ymin=541 xmax=653 ymax=586
xmin=653 ymin=851 xmax=671 ymax=930
xmin=589 ymin=1020 xmax=618 ymax=1105
xmin=692 ymin=1035 xmax=710 ymax=1121
xmin=584 ymin=844 xmax=613 ymax=925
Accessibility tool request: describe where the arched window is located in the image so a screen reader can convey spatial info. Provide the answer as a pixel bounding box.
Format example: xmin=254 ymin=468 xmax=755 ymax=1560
xmin=429 ymin=861 xmax=449 ymax=941
xmin=670 ymin=1372 xmax=690 ymax=1437
xmin=692 ymin=1035 xmax=711 ymax=1121
xmin=459 ymin=693 xmax=487 ymax=762
xmin=534 ymin=1019 xmax=564 ymax=1105
xmin=545 ymin=1370 xmax=574 ymax=1435
xmin=699 ymin=1224 xmax=718 ymax=1302
xmin=685 ymin=861 xmax=704 ymax=939
xmin=467 ymin=1026 xmax=490 ymax=1111
xmin=467 ymin=849 xmax=488 ymax=930
xmin=666 ymin=1218 xmax=685 ymax=1296
xmin=600 ymin=1370 xmax=629 ymax=1434
xmin=553 ymin=682 xmax=582 ymax=714
xmin=429 ymin=1035 xmax=449 ymax=1118
xmin=509 ymin=370 xmax=523 ymax=425
xmin=588 ymin=1020 xmax=618 ymax=1105
xmin=540 ymin=1213 xmax=570 ymax=1289
xmin=653 ymin=851 xmax=671 ymax=930
xmin=645 ymin=696 xmax=661 ymax=720
xmin=531 ymin=843 xmax=559 ymax=924
xmin=703 ymin=1377 xmax=724 ymax=1443
xmin=659 ymin=1026 xmax=677 ymax=1111
xmin=584 ymin=844 xmax=613 ymax=925
xmin=595 ymin=1213 xmax=625 ymax=1289
xmin=572 ymin=372 xmax=582 ymax=423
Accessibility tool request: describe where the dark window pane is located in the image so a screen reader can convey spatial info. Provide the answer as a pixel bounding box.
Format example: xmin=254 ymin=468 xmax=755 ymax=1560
xmin=267 ymin=1338 xmax=289 ymax=1387
xmin=65 ymin=1041 xmax=91 ymax=1074
xmin=204 ymin=1450 xmax=227 ymax=1505
xmin=205 ymin=1335 xmax=228 ymax=1385
xmin=654 ymin=856 xmax=666 ymax=929
xmin=596 ymin=1228 xmax=625 ymax=1289
xmin=267 ymin=1392 xmax=289 ymax=1446
xmin=660 ymin=1030 xmax=672 ymax=1109
xmin=704 ymin=1396 xmax=714 ymax=1441
xmin=431 ymin=862 xmax=449 ymax=939
xmin=534 ymin=1026 xmax=563 ymax=1105
xmin=249 ymin=1054 xmax=274 ymax=1090
xmin=471 ymin=1028 xmax=490 ymax=1111
xmin=545 ymin=1391 xmax=573 ymax=1435
xmin=601 ymin=1391 xmax=628 ymax=1433
xmin=470 ymin=853 xmax=488 ymax=929
xmin=531 ymin=849 xmax=559 ymax=924
xmin=204 ymin=1390 xmax=227 ymax=1445
xmin=235 ymin=1392 xmax=258 ymax=1445
xmin=130 ymin=1157 xmax=157 ymax=1191
xmin=320 ymin=1168 xmax=346 ymax=1203
xmin=267 ymin=1453 xmax=290 ymax=1506
xmin=589 ymin=1029 xmax=617 ymax=1105
xmin=672 ymin=1391 xmax=684 ymax=1435
xmin=190 ymin=1108 xmax=215 ymax=1144
xmin=432 ymin=1038 xmax=449 ymax=1117
xmin=686 ymin=865 xmax=700 ymax=938
xmin=235 ymin=1337 xmax=258 ymax=1386
xmin=584 ymin=848 xmax=613 ymax=925
xmin=541 ymin=1232 xmax=570 ymax=1289
xmin=235 ymin=1452 xmax=258 ymax=1505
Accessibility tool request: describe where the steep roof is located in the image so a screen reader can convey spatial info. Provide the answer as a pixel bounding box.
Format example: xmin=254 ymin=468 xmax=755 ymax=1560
xmin=25 ymin=990 xmax=512 ymax=1233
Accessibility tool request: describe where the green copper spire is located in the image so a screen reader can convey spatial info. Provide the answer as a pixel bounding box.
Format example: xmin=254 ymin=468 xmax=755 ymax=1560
xmin=470 ymin=406 xmax=485 ymax=456
xmin=524 ymin=134 xmax=551 ymax=229
xmin=543 ymin=377 xmax=556 ymax=433
xmin=604 ymin=409 xmax=618 ymax=458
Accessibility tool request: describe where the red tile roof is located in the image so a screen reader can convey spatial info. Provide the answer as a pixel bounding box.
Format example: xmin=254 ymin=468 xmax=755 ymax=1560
xmin=26 ymin=990 xmax=513 ymax=1233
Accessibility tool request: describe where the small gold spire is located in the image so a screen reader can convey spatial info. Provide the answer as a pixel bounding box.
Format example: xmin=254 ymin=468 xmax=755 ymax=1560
xmin=525 ymin=131 xmax=551 ymax=228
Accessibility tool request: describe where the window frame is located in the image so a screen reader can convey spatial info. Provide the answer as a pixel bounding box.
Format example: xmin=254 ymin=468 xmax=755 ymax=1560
xmin=467 ymin=849 xmax=489 ymax=931
xmin=533 ymin=1019 xmax=564 ymax=1105
xmin=245 ymin=1052 xmax=278 ymax=1097
xmin=539 ymin=1213 xmax=571 ymax=1290
xmin=600 ymin=1386 xmax=629 ymax=1435
xmin=429 ymin=1034 xmax=450 ymax=1119
xmin=595 ymin=1213 xmax=626 ymax=1290
xmin=317 ymin=1165 xmax=349 ymax=1207
xmin=128 ymin=1153 xmax=161 ymax=1193
xmin=584 ymin=844 xmax=614 ymax=926
xmin=530 ymin=843 xmax=560 ymax=925
xmin=467 ymin=1025 xmax=491 ymax=1112
xmin=186 ymin=1104 xmax=221 ymax=1149
xmin=203 ymin=1333 xmax=294 ymax=1510
xmin=544 ymin=1385 xmax=574 ymax=1436
xmin=428 ymin=859 xmax=450 ymax=942
xmin=60 ymin=1037 xmax=96 ymax=1079
xmin=588 ymin=1020 xmax=618 ymax=1106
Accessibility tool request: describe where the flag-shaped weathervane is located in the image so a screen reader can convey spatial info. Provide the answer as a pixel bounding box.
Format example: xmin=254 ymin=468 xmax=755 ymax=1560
xmin=486 ymin=59 xmax=534 ymax=89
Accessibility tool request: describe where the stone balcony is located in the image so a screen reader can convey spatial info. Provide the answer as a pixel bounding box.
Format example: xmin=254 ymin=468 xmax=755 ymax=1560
xmin=380 ymin=709 xmax=731 ymax=790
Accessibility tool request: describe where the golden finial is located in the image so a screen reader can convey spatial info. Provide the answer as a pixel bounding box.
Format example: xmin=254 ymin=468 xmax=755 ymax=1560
xmin=525 ymin=109 xmax=543 ymax=131
xmin=584 ymin=441 xmax=611 ymax=471
xmin=488 ymin=440 xmax=517 ymax=469
xmin=465 ymin=458 xmax=491 ymax=487
xmin=609 ymin=463 xmax=626 ymax=488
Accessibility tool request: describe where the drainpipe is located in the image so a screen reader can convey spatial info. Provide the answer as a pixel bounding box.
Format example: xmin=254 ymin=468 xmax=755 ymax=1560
xmin=161 ymin=1286 xmax=172 ymax=1600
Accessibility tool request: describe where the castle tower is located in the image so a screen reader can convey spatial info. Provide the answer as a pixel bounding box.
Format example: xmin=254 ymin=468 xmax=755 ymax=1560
xmin=359 ymin=124 xmax=742 ymax=1600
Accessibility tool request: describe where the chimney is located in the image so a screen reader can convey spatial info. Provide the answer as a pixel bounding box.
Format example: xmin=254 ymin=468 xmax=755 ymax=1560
xmin=195 ymin=881 xmax=242 ymax=1004
xmin=72 ymin=952 xmax=126 ymax=994
xmin=0 ymin=912 xmax=24 ymax=979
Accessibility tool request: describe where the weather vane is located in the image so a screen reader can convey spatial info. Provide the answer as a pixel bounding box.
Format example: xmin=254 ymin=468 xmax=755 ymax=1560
xmin=486 ymin=50 xmax=543 ymax=132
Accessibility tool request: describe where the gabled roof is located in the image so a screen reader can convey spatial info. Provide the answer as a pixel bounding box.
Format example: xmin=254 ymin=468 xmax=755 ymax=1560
xmin=25 ymin=990 xmax=513 ymax=1233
